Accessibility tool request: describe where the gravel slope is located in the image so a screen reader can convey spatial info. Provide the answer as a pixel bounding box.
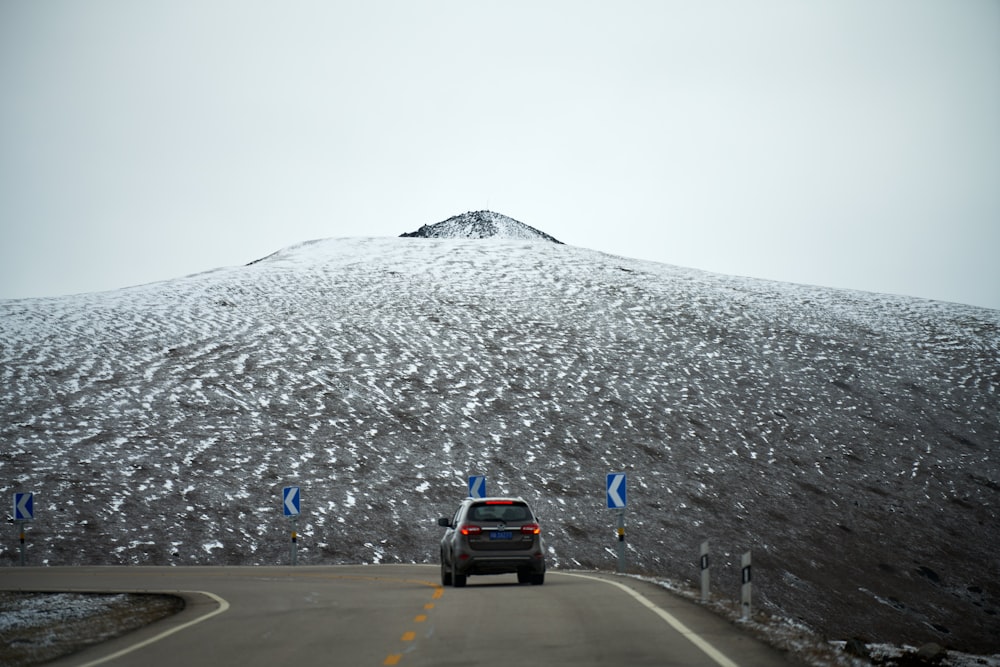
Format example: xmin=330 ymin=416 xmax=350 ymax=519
xmin=2 ymin=235 xmax=997 ymax=655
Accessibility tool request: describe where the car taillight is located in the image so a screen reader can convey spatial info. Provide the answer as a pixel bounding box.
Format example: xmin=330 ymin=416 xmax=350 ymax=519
xmin=461 ymin=525 xmax=482 ymax=536
xmin=521 ymin=524 xmax=540 ymax=535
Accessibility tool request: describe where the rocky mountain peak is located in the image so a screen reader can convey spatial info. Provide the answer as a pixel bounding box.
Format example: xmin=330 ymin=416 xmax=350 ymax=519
xmin=400 ymin=211 xmax=562 ymax=244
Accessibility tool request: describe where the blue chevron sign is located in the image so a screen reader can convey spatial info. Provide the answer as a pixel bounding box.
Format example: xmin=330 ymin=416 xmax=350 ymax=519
xmin=606 ymin=473 xmax=627 ymax=509
xmin=468 ymin=475 xmax=486 ymax=499
xmin=13 ymin=492 xmax=33 ymax=521
xmin=283 ymin=486 xmax=300 ymax=516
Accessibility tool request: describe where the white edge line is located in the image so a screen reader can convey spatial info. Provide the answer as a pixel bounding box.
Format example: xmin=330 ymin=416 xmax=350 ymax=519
xmin=76 ymin=590 xmax=230 ymax=667
xmin=558 ymin=572 xmax=740 ymax=667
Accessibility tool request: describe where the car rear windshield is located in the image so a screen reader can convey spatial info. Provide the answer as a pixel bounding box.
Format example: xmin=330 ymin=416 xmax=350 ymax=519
xmin=469 ymin=502 xmax=532 ymax=522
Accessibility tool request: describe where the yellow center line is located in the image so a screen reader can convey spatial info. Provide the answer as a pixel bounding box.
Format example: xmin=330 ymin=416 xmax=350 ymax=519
xmin=384 ymin=579 xmax=443 ymax=664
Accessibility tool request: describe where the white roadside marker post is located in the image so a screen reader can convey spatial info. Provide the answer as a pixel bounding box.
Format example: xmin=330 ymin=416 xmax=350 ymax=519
xmin=700 ymin=540 xmax=710 ymax=601
xmin=741 ymin=550 xmax=752 ymax=619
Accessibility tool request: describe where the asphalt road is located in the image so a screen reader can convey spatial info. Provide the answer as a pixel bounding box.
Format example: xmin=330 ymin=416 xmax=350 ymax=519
xmin=1 ymin=565 xmax=797 ymax=666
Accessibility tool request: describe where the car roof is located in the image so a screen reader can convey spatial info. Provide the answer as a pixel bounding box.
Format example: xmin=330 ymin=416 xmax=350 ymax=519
xmin=462 ymin=496 xmax=529 ymax=504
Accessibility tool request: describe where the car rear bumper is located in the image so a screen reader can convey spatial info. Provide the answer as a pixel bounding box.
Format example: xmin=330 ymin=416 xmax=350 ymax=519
xmin=456 ymin=553 xmax=546 ymax=576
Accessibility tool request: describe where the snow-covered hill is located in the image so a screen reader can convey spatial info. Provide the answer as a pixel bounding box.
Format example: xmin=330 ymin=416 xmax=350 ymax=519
xmin=1 ymin=224 xmax=998 ymax=654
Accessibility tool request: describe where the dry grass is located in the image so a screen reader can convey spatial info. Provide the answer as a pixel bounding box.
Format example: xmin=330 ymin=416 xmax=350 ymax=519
xmin=642 ymin=575 xmax=1000 ymax=667
xmin=0 ymin=592 xmax=183 ymax=666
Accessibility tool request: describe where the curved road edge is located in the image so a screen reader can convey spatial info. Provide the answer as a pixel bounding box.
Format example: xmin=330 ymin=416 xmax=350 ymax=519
xmin=59 ymin=590 xmax=229 ymax=667
xmin=560 ymin=572 xmax=738 ymax=667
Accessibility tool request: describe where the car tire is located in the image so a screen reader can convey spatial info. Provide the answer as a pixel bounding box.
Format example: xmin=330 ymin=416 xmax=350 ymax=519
xmin=452 ymin=561 xmax=467 ymax=588
xmin=441 ymin=555 xmax=452 ymax=586
xmin=517 ymin=571 xmax=531 ymax=585
xmin=530 ymin=572 xmax=545 ymax=585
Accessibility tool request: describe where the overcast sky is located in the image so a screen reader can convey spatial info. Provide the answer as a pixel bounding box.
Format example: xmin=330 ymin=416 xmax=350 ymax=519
xmin=2 ymin=1 xmax=998 ymax=310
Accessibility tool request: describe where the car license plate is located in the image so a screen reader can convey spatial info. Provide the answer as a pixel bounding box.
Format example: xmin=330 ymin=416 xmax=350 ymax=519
xmin=489 ymin=531 xmax=513 ymax=540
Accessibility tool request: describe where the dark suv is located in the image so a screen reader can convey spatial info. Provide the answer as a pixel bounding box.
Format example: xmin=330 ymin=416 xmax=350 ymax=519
xmin=438 ymin=497 xmax=546 ymax=587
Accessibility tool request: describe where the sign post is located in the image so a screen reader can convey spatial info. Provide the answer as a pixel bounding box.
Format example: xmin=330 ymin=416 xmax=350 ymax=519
xmin=13 ymin=493 xmax=33 ymax=567
xmin=700 ymin=540 xmax=710 ymax=601
xmin=468 ymin=475 xmax=486 ymax=499
xmin=741 ymin=550 xmax=752 ymax=619
xmin=16 ymin=522 xmax=26 ymax=566
xmin=606 ymin=473 xmax=627 ymax=573
xmin=615 ymin=510 xmax=625 ymax=573
xmin=283 ymin=487 xmax=300 ymax=566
